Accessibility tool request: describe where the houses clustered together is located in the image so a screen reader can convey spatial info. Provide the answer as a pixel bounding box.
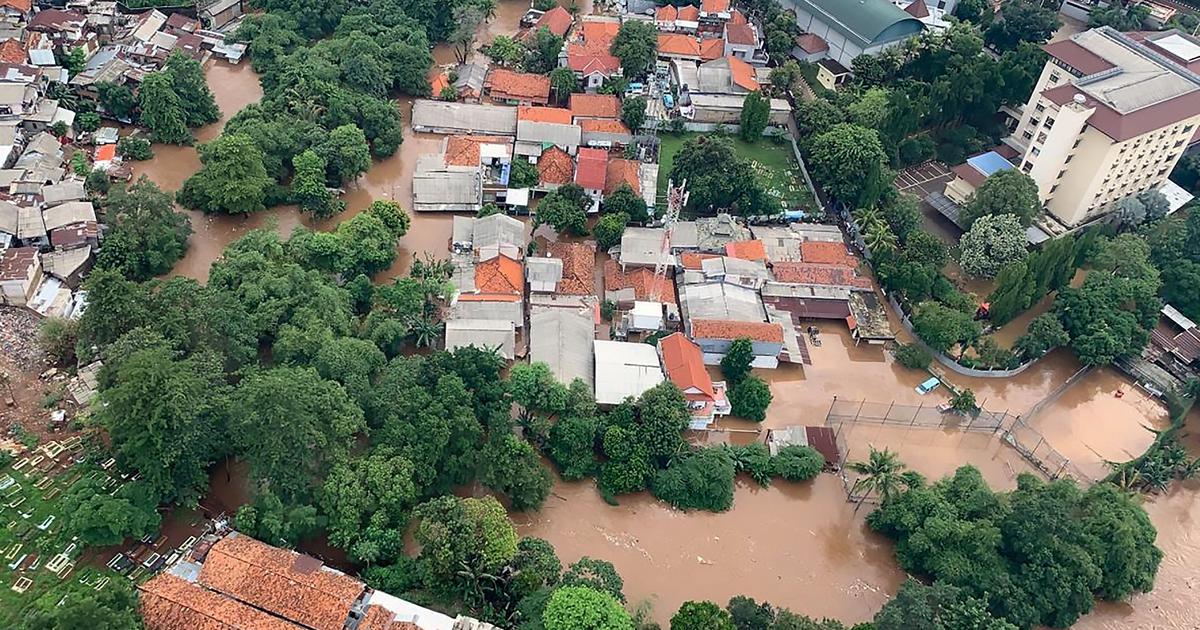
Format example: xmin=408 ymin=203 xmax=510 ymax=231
xmin=0 ymin=1 xmax=248 ymax=315
xmin=414 ymin=1 xmax=792 ymax=215
xmin=445 ymin=211 xmax=894 ymax=429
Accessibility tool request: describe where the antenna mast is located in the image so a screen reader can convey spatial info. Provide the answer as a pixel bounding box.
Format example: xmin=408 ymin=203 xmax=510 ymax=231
xmin=651 ymin=179 xmax=687 ymax=302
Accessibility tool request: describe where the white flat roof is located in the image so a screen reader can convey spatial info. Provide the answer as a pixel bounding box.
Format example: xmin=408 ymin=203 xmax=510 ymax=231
xmin=593 ymin=340 xmax=664 ymax=405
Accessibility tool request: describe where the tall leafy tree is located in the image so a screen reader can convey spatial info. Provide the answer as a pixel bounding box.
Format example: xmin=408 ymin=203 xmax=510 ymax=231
xmin=320 ymin=124 xmax=373 ymax=185
xmin=95 ymin=176 xmax=192 ymax=281
xmin=137 ymin=71 xmax=191 ymax=144
xmin=292 ymin=149 xmax=345 ymax=218
xmin=526 ymin=26 xmax=565 ymax=74
xmin=97 ymin=81 xmax=137 ymax=121
xmin=543 ymin=586 xmax=633 ymax=630
xmin=959 ymin=213 xmax=1028 ymax=278
xmin=739 ymin=90 xmax=770 ymax=141
xmin=320 ymin=449 xmax=417 ymax=564
xmin=165 ymin=51 xmax=221 ymax=127
xmin=964 ymin=169 xmax=1041 ymax=227
xmin=179 ymin=133 xmax=272 ymax=214
xmin=808 ymin=123 xmax=889 ymax=207
xmin=610 ymin=20 xmax=658 ymax=79
xmin=671 ymin=601 xmax=736 ymax=630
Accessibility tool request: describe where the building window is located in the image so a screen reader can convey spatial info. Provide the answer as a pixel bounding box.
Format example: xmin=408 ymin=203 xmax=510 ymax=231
xmin=1050 ymin=184 xmax=1059 ymax=195
xmin=1035 ymin=103 xmax=1046 ymax=113
xmin=1049 ymin=72 xmax=1060 ymax=84
xmin=1045 ymin=117 xmax=1055 ymax=128
xmin=1073 ymin=138 xmax=1082 ymax=148
xmin=1036 ymin=132 xmax=1048 ymax=144
xmin=1022 ymin=162 xmax=1033 ymax=173
xmin=1031 ymin=147 xmax=1041 ymax=156
xmin=1185 ymin=124 xmax=1195 ymax=133
xmin=1029 ymin=118 xmax=1040 ymax=127
xmin=1064 ymin=154 xmax=1073 ymax=164
xmin=1022 ymin=130 xmax=1034 ymax=140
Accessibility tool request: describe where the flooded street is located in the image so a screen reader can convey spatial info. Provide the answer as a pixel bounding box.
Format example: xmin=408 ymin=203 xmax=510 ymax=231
xmin=130 ymin=5 xmax=1199 ymax=627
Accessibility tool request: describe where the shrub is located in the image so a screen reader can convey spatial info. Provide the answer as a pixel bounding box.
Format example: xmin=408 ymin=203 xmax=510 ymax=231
xmin=769 ymin=445 xmax=824 ymax=481
xmin=729 ymin=443 xmax=773 ymax=486
xmin=651 ymin=447 xmax=736 ymax=512
xmin=117 ymin=136 xmax=154 ymax=161
xmin=893 ymin=343 xmax=932 ymax=370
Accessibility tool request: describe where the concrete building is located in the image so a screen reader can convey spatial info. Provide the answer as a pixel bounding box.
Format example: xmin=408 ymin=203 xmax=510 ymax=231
xmin=659 ymin=332 xmax=730 ymax=429
xmin=780 ymin=0 xmax=924 ymax=67
xmin=593 ymin=339 xmax=665 ymax=405
xmin=445 ymin=318 xmax=516 ymax=360
xmin=529 ymin=307 xmax=596 ymax=389
xmin=1009 ymin=27 xmax=1200 ymax=228
xmin=0 ymin=246 xmax=40 ymax=305
xmin=410 ymin=100 xmax=518 ymax=136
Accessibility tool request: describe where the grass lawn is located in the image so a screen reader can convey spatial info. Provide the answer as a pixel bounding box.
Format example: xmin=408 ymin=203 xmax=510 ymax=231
xmin=0 ymin=455 xmax=124 ymax=625
xmin=656 ymin=132 xmax=817 ymax=214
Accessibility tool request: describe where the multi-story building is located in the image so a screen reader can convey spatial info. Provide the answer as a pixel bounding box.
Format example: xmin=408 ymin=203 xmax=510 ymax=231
xmin=1009 ymin=27 xmax=1200 ymax=228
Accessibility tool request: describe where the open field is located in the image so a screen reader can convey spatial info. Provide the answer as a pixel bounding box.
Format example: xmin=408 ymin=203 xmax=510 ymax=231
xmin=656 ymin=132 xmax=818 ymax=213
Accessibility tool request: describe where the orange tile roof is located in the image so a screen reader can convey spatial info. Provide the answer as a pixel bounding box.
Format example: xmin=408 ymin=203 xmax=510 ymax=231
xmin=140 ymin=573 xmax=305 ymax=630
xmin=680 ymin=252 xmax=719 ymax=270
xmin=575 ymin=147 xmax=608 ymax=190
xmin=197 ymin=534 xmax=363 ymax=630
xmin=724 ymin=239 xmax=766 ymax=261
xmin=519 ymin=105 xmax=574 ymax=124
xmin=94 ymin=144 xmax=116 ymax=161
xmin=580 ymin=118 xmax=631 ymax=136
xmin=702 ymin=0 xmax=731 ymax=13
xmin=604 ymin=259 xmax=677 ymax=304
xmin=770 ymin=261 xmax=873 ymax=289
xmin=474 ymin=253 xmax=524 ymax=296
xmin=678 ymin=4 xmax=700 ymax=20
xmin=443 ymin=135 xmax=511 ymax=167
xmin=700 ymin=38 xmax=724 ymax=61
xmin=580 ymin=19 xmax=619 ymax=44
xmin=537 ymin=146 xmax=575 ymax=186
xmin=727 ymin=55 xmax=759 ymax=91
xmin=570 ymin=93 xmax=621 ymax=119
xmin=534 ymin=6 xmax=573 ymax=37
xmin=547 ymin=241 xmax=595 ymax=295
xmin=429 ymin=72 xmax=450 ymax=95
xmin=0 ymin=38 xmax=23 ymax=63
xmin=659 ymin=332 xmax=714 ymax=397
xmin=485 ymin=68 xmax=551 ymax=102
xmin=794 ymin=33 xmax=829 ymax=54
xmin=729 ymin=9 xmax=748 ymax=24
xmin=800 ymin=241 xmax=858 ymax=266
xmin=658 ymin=33 xmax=701 ymax=58
xmin=567 ymin=19 xmax=621 ymax=76
xmin=726 ymin=22 xmax=755 ymax=45
xmin=0 ymin=0 xmax=30 ymax=13
xmin=656 ymin=5 xmax=677 ymax=20
xmin=604 ymin=157 xmax=640 ymax=196
xmin=357 ymin=605 xmax=420 ymax=630
xmin=691 ymin=319 xmax=784 ymax=343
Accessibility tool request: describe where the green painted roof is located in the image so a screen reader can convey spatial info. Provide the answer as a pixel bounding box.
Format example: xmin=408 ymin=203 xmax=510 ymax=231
xmin=788 ymin=0 xmax=924 ymax=47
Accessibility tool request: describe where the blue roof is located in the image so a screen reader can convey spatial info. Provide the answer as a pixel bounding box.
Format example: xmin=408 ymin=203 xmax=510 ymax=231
xmin=967 ymin=151 xmax=1015 ymax=177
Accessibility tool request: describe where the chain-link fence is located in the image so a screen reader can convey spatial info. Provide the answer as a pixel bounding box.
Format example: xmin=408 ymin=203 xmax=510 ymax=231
xmin=826 ymin=398 xmax=1014 ymax=433
xmin=1000 ymin=415 xmax=1094 ymax=483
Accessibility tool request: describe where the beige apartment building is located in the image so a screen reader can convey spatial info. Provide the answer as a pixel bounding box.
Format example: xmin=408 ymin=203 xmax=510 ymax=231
xmin=1008 ymin=27 xmax=1200 ymax=228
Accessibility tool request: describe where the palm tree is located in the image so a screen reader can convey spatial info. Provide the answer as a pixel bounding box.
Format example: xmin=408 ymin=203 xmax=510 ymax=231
xmin=409 ymin=317 xmax=443 ymax=349
xmin=864 ymin=224 xmax=898 ymax=252
xmin=847 ymin=447 xmax=910 ymax=511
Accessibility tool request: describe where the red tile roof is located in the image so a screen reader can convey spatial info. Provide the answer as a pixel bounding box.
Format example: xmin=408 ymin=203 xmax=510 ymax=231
xmin=678 ymin=4 xmax=700 ymax=21
xmin=94 ymin=144 xmax=116 ymax=161
xmin=725 ymin=239 xmax=767 ymax=261
xmin=0 ymin=38 xmax=24 ymax=63
xmin=443 ymin=135 xmax=510 ymax=167
xmin=567 ymin=19 xmax=621 ymax=76
xmin=534 ymin=6 xmax=573 ymax=37
xmin=700 ymin=38 xmax=724 ymax=62
xmin=771 ymin=261 xmax=873 ymax=289
xmin=680 ymin=252 xmax=720 ymax=270
xmin=660 ymin=332 xmax=715 ymax=397
xmin=570 ymin=93 xmax=621 ymax=119
xmin=727 ymin=55 xmax=759 ymax=91
xmin=0 ymin=246 xmax=36 ymax=281
xmin=702 ymin=0 xmax=731 ymax=13
xmin=519 ymin=105 xmax=574 ymax=124
xmin=952 ymin=162 xmax=987 ymax=189
xmin=429 ymin=72 xmax=449 ymax=95
xmin=729 ymin=9 xmax=747 ymax=24
xmin=28 ymin=8 xmax=84 ymax=31
xmin=691 ymin=319 xmax=784 ymax=343
xmin=547 ymin=241 xmax=595 ymax=295
xmin=800 ymin=241 xmax=858 ymax=266
xmin=1041 ymin=81 xmax=1200 ymax=143
xmin=0 ymin=0 xmax=31 ymax=13
xmin=474 ymin=254 xmax=524 ymax=296
xmin=537 ymin=146 xmax=575 ymax=186
xmin=575 ymin=147 xmax=608 ymax=190
xmin=604 ymin=157 xmax=641 ymax=196
xmin=140 ymin=573 xmax=305 ymax=630
xmin=725 ymin=22 xmax=755 ymax=46
xmin=581 ymin=117 xmax=631 ymax=136
xmin=485 ymin=68 xmax=551 ymax=102
xmin=794 ymin=33 xmax=828 ymax=54
xmin=658 ymin=33 xmax=701 ymax=58
xmin=904 ymin=0 xmax=930 ymax=18
xmin=49 ymin=221 xmax=97 ymax=249
xmin=656 ymin=5 xmax=677 ymax=21
xmin=196 ymin=535 xmax=363 ymax=630
xmin=604 ymin=259 xmax=676 ymax=304
xmin=1042 ymin=39 xmax=1116 ymax=76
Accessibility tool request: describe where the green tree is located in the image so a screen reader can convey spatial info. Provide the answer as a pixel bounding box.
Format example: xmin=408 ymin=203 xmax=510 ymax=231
xmin=561 ymin=556 xmax=626 ymax=602
xmin=602 ymin=184 xmax=649 ymax=223
xmin=985 ymin=0 xmax=1061 ymax=51
xmin=137 ymin=71 xmax=191 ymax=144
xmin=652 ymin=447 xmax=736 ymax=512
xmin=739 ymin=90 xmax=770 ymax=141
xmin=320 ymin=124 xmax=372 ymax=185
xmin=97 ymin=81 xmax=138 ymax=121
xmin=535 ymin=183 xmax=590 ymax=235
xmin=165 ymin=51 xmax=221 ymax=127
xmin=720 ymin=338 xmax=755 ymax=386
xmin=76 ymin=112 xmax=102 ymax=133
xmin=479 ymin=434 xmax=553 ymax=511
xmin=116 ymin=136 xmax=153 ymax=160
xmin=949 ymin=388 xmax=977 ymax=413
xmin=230 ymin=367 xmax=365 ymax=502
xmin=179 ymin=133 xmax=272 ymax=214
xmin=509 ymin=157 xmax=540 ymax=189
xmin=668 ymin=135 xmax=768 ymax=214
xmin=882 ymin=194 xmax=923 ymax=243
xmin=959 ymin=213 xmax=1028 ymax=278
xmin=61 ymin=478 xmax=161 ymax=547
xmin=96 ymin=346 xmax=228 ymax=503
xmin=621 ymin=96 xmax=647 ymax=131
xmin=511 ymin=536 xmax=562 ymax=599
xmin=95 ymin=177 xmax=191 ymax=281
xmin=1014 ymin=312 xmax=1070 ymax=359
xmin=413 ymin=495 xmax=519 ymax=588
xmin=671 ymin=601 xmax=735 ymax=630
xmin=549 ymin=66 xmax=579 ymax=105
xmin=767 ymin=61 xmax=801 ymax=95
xmin=1162 ymin=260 xmax=1200 ymax=321
xmin=594 ymin=212 xmax=630 ymax=250
xmin=18 ymin=579 xmax=144 ymax=630
xmin=848 ymin=447 xmax=912 ymax=510
xmin=913 ymin=301 xmax=981 ymax=353
xmin=808 ymin=123 xmax=889 ymax=207
xmin=893 ymin=343 xmax=932 ymax=370
xmin=769 ymin=445 xmax=825 ymax=482
xmin=1055 ymin=272 xmax=1158 ymax=366
xmin=874 ymin=580 xmax=1017 ymax=630
xmin=62 ymin=47 xmax=87 ymax=75
xmin=486 ymin=34 xmax=525 ymax=67
xmin=292 ymin=149 xmax=345 ymax=218
xmin=964 ymin=169 xmax=1041 ymax=227
xmin=320 ymin=449 xmax=416 ymax=564
xmin=233 ymin=490 xmax=320 ymax=547
xmin=729 ymin=376 xmax=772 ymax=422
xmin=527 ymin=26 xmax=565 ymax=74
xmin=548 ymin=407 xmax=600 ymax=480
xmin=987 ymin=261 xmax=1037 ymax=325
xmin=509 ymin=361 xmax=571 ymax=423
xmin=610 ymin=20 xmax=658 ymax=79
xmin=543 ymin=586 xmax=633 ymax=630
xmin=37 ymin=317 xmax=78 ymax=367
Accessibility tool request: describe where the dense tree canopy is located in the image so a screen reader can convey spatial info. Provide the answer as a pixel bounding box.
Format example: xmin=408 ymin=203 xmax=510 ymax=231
xmin=179 ymin=133 xmax=272 ymax=214
xmin=964 ymin=170 xmax=1041 ymax=226
xmin=610 ymin=20 xmax=658 ymax=79
xmin=959 ymin=214 xmax=1028 ymax=278
xmin=95 ymin=177 xmax=191 ymax=281
xmin=808 ymin=123 xmax=889 ymax=207
xmin=669 ymin=135 xmax=769 ymax=215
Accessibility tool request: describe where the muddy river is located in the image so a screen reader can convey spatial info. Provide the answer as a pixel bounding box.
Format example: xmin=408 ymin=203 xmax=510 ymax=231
xmin=132 ymin=2 xmax=1198 ymax=626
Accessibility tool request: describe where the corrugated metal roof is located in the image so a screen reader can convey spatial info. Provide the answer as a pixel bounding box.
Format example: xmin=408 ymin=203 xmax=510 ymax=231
xmin=593 ymin=340 xmax=664 ymax=405
xmin=530 ymin=308 xmax=595 ymax=388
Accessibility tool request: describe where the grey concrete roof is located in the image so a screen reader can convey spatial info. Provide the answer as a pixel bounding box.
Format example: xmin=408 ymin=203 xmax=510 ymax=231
xmin=413 ymin=156 xmax=483 ymax=212
xmin=41 ymin=200 xmax=94 ymax=231
xmin=411 ymin=100 xmax=518 ymax=136
xmin=445 ymin=318 xmax=516 ymax=359
xmin=41 ymin=180 xmax=86 ymax=207
xmin=530 ymin=308 xmax=595 ymax=388
xmin=681 ymin=282 xmax=766 ymax=322
xmin=516 ymin=121 xmax=581 ymax=150
xmin=619 ymin=226 xmax=672 ymax=266
xmin=1073 ymin=28 xmax=1200 ymax=114
xmin=593 ymin=340 xmax=663 ymax=405
xmin=451 ymin=299 xmax=523 ymax=327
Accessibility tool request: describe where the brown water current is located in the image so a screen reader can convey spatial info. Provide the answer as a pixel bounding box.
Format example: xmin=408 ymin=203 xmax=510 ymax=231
xmin=142 ymin=5 xmax=1200 ymax=627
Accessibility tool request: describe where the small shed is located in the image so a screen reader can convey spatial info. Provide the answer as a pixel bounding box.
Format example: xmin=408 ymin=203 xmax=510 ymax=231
xmin=766 ymin=425 xmax=841 ymax=467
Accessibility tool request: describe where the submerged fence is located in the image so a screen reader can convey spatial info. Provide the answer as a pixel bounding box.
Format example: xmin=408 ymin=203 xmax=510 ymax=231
xmin=825 ymin=398 xmax=1015 ymax=433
